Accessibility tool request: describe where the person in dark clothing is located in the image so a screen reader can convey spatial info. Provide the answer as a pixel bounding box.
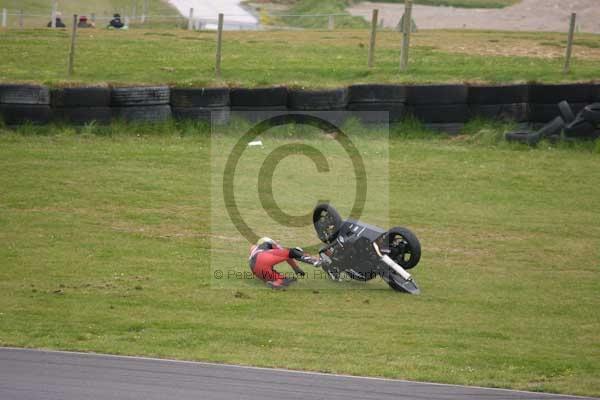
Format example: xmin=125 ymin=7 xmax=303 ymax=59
xmin=47 ymin=12 xmax=66 ymax=28
xmin=77 ymin=16 xmax=95 ymax=28
xmin=108 ymin=13 xmax=124 ymax=29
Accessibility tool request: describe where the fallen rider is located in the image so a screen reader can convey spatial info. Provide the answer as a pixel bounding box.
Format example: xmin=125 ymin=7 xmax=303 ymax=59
xmin=249 ymin=237 xmax=314 ymax=289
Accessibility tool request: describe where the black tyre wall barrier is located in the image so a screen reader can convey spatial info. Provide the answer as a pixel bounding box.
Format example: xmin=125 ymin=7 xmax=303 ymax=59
xmin=170 ymin=88 xmax=230 ymax=107
xmin=2 ymin=83 xmax=600 ymax=131
xmin=230 ymin=87 xmax=287 ymax=107
xmin=288 ymin=88 xmax=349 ymax=110
xmin=111 ymin=86 xmax=170 ymax=106
xmin=0 ymin=84 xmax=50 ymax=105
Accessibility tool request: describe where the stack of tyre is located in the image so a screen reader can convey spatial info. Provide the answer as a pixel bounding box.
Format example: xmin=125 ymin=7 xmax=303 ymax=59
xmin=230 ymin=87 xmax=288 ymax=122
xmin=287 ymin=87 xmax=349 ymax=126
xmin=0 ymin=84 xmax=52 ymax=125
xmin=468 ymin=84 xmax=529 ymax=124
xmin=506 ymin=84 xmax=600 ymax=145
xmin=52 ymin=87 xmax=112 ymax=125
xmin=111 ymin=86 xmax=171 ymax=123
xmin=406 ymin=84 xmax=469 ymax=134
xmin=346 ymin=84 xmax=407 ymax=124
xmin=171 ymin=87 xmax=230 ymax=125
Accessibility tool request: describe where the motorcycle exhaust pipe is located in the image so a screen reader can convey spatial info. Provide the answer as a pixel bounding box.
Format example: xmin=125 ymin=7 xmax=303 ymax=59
xmin=372 ymin=242 xmax=412 ymax=280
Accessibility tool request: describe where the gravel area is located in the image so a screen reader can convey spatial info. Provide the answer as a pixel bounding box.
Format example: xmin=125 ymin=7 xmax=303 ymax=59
xmin=349 ymin=0 xmax=600 ymax=33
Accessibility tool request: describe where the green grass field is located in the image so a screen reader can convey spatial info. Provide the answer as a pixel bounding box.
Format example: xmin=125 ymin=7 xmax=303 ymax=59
xmin=0 ymin=121 xmax=598 ymax=396
xmin=1 ymin=28 xmax=599 ymax=87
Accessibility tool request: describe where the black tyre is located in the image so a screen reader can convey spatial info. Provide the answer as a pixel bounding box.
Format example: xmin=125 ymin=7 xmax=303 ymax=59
xmin=0 ymin=84 xmax=50 ymax=105
xmin=529 ymin=83 xmax=592 ymax=104
xmin=170 ymin=87 xmax=230 ymax=107
xmin=51 ymin=87 xmax=111 ymax=107
xmin=0 ymin=104 xmax=52 ymax=125
xmin=288 ymin=88 xmax=349 ymax=110
xmin=348 ymin=84 xmax=407 ymax=103
xmin=113 ymin=105 xmax=172 ymax=123
xmin=468 ymin=84 xmax=529 ymax=105
xmin=381 ymin=227 xmax=421 ymax=270
xmin=564 ymin=117 xmax=596 ymax=139
xmin=537 ymin=116 xmax=565 ymax=138
xmin=581 ymin=103 xmax=600 ymax=124
xmin=111 ymin=86 xmax=170 ymax=106
xmin=312 ymin=203 xmax=343 ymax=244
xmin=406 ymin=84 xmax=468 ymax=105
xmin=505 ymin=131 xmax=540 ymax=146
xmin=230 ymin=87 xmax=288 ymax=107
xmin=558 ymin=100 xmax=575 ymax=123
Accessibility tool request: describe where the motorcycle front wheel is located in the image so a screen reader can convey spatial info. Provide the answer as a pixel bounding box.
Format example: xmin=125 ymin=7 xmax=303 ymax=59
xmin=312 ymin=203 xmax=343 ymax=244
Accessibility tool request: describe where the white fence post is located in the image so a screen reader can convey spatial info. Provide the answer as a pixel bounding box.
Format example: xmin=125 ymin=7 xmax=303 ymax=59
xmin=51 ymin=2 xmax=57 ymax=28
xmin=1 ymin=8 xmax=7 ymax=28
xmin=368 ymin=9 xmax=379 ymax=68
xmin=216 ymin=13 xmax=224 ymax=78
xmin=563 ymin=13 xmax=576 ymax=74
xmin=188 ymin=8 xmax=194 ymax=31
xmin=400 ymin=0 xmax=413 ymax=72
xmin=328 ymin=15 xmax=334 ymax=31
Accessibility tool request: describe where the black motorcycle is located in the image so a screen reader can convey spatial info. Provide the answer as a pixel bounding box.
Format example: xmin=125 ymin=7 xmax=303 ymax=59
xmin=304 ymin=203 xmax=422 ymax=294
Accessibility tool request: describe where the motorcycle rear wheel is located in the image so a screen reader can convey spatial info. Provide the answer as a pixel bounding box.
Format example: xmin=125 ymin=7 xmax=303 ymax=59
xmin=382 ymin=227 xmax=421 ymax=270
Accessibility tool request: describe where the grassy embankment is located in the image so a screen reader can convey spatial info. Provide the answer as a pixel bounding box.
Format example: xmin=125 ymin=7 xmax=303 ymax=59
xmin=0 ymin=28 xmax=599 ymax=86
xmin=0 ymin=120 xmax=599 ymax=396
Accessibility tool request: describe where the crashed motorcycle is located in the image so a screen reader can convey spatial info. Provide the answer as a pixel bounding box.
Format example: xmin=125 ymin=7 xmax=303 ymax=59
xmin=300 ymin=203 xmax=422 ymax=294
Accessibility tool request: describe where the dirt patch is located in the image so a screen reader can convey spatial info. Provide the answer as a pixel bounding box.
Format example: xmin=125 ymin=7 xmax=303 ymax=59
xmin=349 ymin=0 xmax=600 ymax=33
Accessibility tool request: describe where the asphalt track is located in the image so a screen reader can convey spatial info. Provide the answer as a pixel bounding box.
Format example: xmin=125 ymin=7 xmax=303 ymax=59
xmin=0 ymin=347 xmax=595 ymax=400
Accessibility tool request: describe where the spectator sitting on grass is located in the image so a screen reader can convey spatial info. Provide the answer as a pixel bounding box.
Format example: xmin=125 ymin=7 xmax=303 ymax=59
xmin=108 ymin=13 xmax=126 ymax=29
xmin=47 ymin=12 xmax=66 ymax=28
xmin=77 ymin=16 xmax=95 ymax=28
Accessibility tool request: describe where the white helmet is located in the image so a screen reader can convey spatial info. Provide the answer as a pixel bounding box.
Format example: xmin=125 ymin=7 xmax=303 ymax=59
xmin=257 ymin=237 xmax=277 ymax=249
